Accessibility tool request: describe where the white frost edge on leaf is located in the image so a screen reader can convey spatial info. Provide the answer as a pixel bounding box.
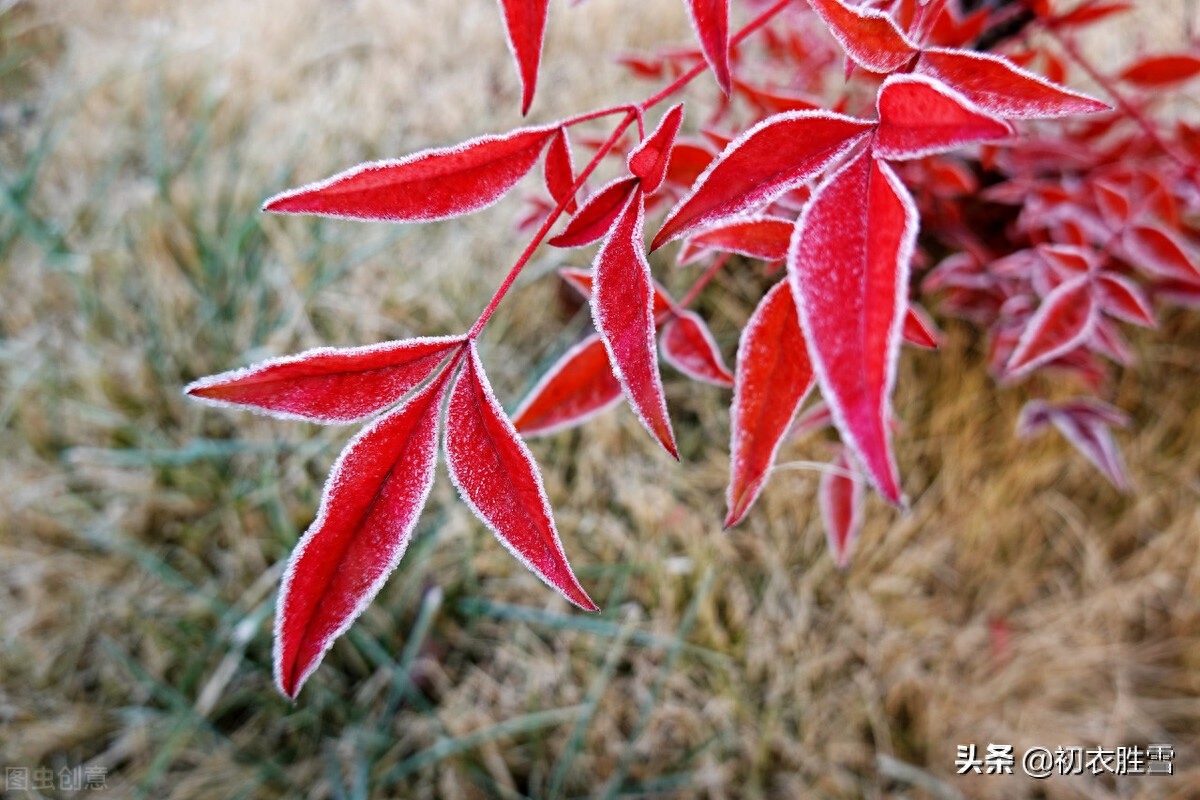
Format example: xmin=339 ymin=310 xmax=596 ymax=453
xmin=655 ymin=110 xmax=874 ymax=248
xmin=590 ymin=192 xmax=679 ymax=458
xmin=687 ymin=213 xmax=797 ymax=262
xmin=550 ymin=175 xmax=640 ymax=247
xmin=182 ymin=335 xmax=467 ymax=425
xmin=787 ymin=149 xmax=916 ymax=506
xmin=725 ymin=280 xmax=814 ymax=528
xmin=874 ymin=73 xmax=1014 ymax=161
xmin=627 ymin=102 xmax=686 ymax=191
xmin=820 ymin=448 xmax=866 ymax=570
xmin=271 ymin=366 xmax=450 ymax=699
xmin=496 ymin=0 xmax=549 ymax=113
xmin=1096 ymin=273 xmax=1157 ymax=328
xmin=809 ymin=0 xmax=919 ymax=74
xmin=261 ymin=125 xmax=557 ymax=222
xmin=917 ymin=47 xmax=1111 ymax=119
xmin=1005 ymin=275 xmax=1096 ymax=378
xmin=681 ymin=0 xmax=731 ymax=93
xmin=660 ymin=310 xmax=734 ymax=387
xmin=1052 ymin=415 xmax=1132 ymax=492
xmin=443 ymin=342 xmax=597 ymax=611
xmin=512 ymin=332 xmax=624 ymax=438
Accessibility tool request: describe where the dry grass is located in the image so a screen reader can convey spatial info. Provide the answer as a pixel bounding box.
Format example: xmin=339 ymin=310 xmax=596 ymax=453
xmin=2 ymin=0 xmax=1198 ymax=798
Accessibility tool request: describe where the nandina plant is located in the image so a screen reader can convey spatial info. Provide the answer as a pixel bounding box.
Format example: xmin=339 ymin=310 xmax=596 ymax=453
xmin=185 ymin=0 xmax=1200 ymax=699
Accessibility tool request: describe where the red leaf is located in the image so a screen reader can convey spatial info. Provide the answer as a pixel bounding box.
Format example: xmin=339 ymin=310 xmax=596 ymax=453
xmin=185 ymin=336 xmax=466 ymax=424
xmin=445 ymin=343 xmax=597 ymax=610
xmin=512 ymin=333 xmax=623 ymax=437
xmin=684 ymin=0 xmax=732 ymax=94
xmin=1053 ymin=1 xmax=1132 ymax=27
xmin=725 ymin=280 xmax=816 ymax=528
xmin=791 ymin=400 xmax=833 ymax=440
xmin=544 ymin=129 xmax=578 ymax=214
xmin=687 ymin=216 xmax=794 ymax=262
xmin=498 ymin=0 xmax=552 ymax=114
xmin=916 ymin=47 xmax=1109 ymax=119
xmin=556 ymin=267 xmax=675 ymax=320
xmin=264 ymin=126 xmax=557 ymax=222
xmin=663 ymin=141 xmax=716 ymax=189
xmin=1121 ymin=224 xmax=1200 ymax=283
xmin=807 ymin=0 xmax=919 ymax=73
xmin=874 ymin=74 xmax=1013 ymax=160
xmin=660 ymin=309 xmax=734 ymax=386
xmin=1096 ymin=273 xmax=1156 ymax=327
xmin=902 ymin=303 xmax=942 ymax=349
xmin=788 ymin=149 xmax=916 ymax=505
xmin=549 ymin=176 xmax=640 ymax=248
xmin=1017 ymin=399 xmax=1131 ymax=491
xmin=820 ymin=448 xmax=865 ymax=569
xmin=592 ymin=192 xmax=678 ymax=457
xmin=652 ymin=111 xmax=874 ymax=249
xmin=1119 ymin=54 xmax=1200 ymax=88
xmin=273 ymin=362 xmax=454 ymax=699
xmin=1005 ymin=275 xmax=1097 ymax=377
xmin=628 ymin=103 xmax=685 ymax=194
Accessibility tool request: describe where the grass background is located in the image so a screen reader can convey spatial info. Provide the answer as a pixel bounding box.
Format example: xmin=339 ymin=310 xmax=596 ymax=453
xmin=2 ymin=0 xmax=1198 ymax=797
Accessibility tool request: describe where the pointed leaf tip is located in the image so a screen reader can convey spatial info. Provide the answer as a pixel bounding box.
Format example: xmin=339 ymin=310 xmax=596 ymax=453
xmin=875 ymin=74 xmax=1013 ymax=160
xmin=807 ymin=0 xmax=918 ymax=74
xmin=273 ymin=363 xmax=453 ymax=699
xmin=820 ymin=448 xmax=865 ymax=569
xmin=788 ymin=149 xmax=915 ymax=505
xmin=628 ymin=103 xmax=685 ymax=194
xmin=498 ymin=0 xmax=552 ymax=114
xmin=684 ymin=0 xmax=732 ymax=94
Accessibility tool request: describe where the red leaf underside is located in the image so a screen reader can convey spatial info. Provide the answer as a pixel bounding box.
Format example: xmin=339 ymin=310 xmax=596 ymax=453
xmin=185 ymin=336 xmax=465 ymax=424
xmin=660 ymin=310 xmax=734 ymax=386
xmin=916 ymin=48 xmax=1109 ymax=119
xmin=445 ymin=344 xmax=597 ymax=610
xmin=725 ymin=280 xmax=816 ymax=528
xmin=592 ymin=194 xmax=679 ymax=457
xmin=629 ymin=103 xmax=685 ymax=194
xmin=653 ymin=111 xmax=874 ymax=249
xmin=273 ymin=362 xmax=454 ymax=699
xmin=874 ymin=74 xmax=1013 ymax=160
xmin=512 ymin=333 xmax=623 ymax=436
xmin=264 ymin=127 xmax=556 ymax=222
xmin=498 ymin=0 xmax=552 ymax=114
xmin=684 ymin=0 xmax=732 ymax=94
xmin=788 ymin=149 xmax=916 ymax=505
xmin=807 ymin=0 xmax=918 ymax=73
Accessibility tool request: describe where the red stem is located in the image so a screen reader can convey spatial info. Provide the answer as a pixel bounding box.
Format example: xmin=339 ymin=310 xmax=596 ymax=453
xmin=467 ymin=0 xmax=794 ymax=339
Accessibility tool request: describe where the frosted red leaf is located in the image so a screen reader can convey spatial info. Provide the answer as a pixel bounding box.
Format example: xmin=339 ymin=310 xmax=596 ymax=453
xmin=628 ymin=103 xmax=685 ymax=194
xmin=549 ymin=176 xmax=640 ymax=248
xmin=902 ymin=303 xmax=941 ymax=349
xmin=660 ymin=309 xmax=734 ymax=387
xmin=1118 ymin=54 xmax=1200 ymax=88
xmin=445 ymin=343 xmax=598 ymax=610
xmin=687 ymin=216 xmax=794 ymax=262
xmin=556 ymin=267 xmax=675 ymax=320
xmin=874 ymin=74 xmax=1013 ymax=160
xmin=544 ymin=129 xmax=578 ymax=214
xmin=1053 ymin=0 xmax=1133 ymax=28
xmin=663 ymin=141 xmax=716 ymax=190
xmin=592 ymin=192 xmax=679 ymax=458
xmin=791 ymin=400 xmax=833 ymax=440
xmin=725 ymin=280 xmax=816 ymax=528
xmin=263 ymin=126 xmax=556 ymax=222
xmin=1005 ymin=275 xmax=1097 ymax=377
xmin=498 ymin=0 xmax=552 ymax=114
xmin=1121 ymin=224 xmax=1200 ymax=282
xmin=185 ymin=335 xmax=466 ymax=424
xmin=820 ymin=448 xmax=865 ymax=569
xmin=1155 ymin=279 xmax=1200 ymax=309
xmin=684 ymin=0 xmax=731 ymax=94
xmin=916 ymin=47 xmax=1110 ymax=119
xmin=1090 ymin=317 xmax=1135 ymax=366
xmin=1092 ymin=179 xmax=1131 ymax=228
xmin=788 ymin=148 xmax=916 ymax=505
xmin=273 ymin=361 xmax=454 ymax=699
xmin=1096 ymin=273 xmax=1156 ymax=327
xmin=652 ymin=111 xmax=874 ymax=249
xmin=1017 ymin=399 xmax=1131 ymax=491
xmin=512 ymin=333 xmax=623 ymax=437
xmin=807 ymin=0 xmax=919 ymax=74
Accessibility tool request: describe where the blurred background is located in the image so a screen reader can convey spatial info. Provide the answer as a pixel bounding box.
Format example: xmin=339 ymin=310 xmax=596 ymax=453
xmin=1 ymin=0 xmax=1198 ymax=797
